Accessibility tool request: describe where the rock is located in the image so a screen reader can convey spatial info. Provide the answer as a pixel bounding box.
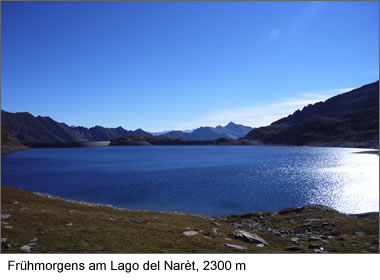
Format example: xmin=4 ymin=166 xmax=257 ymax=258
xmin=309 ymin=235 xmax=322 ymax=241
xmin=304 ymin=218 xmax=321 ymax=223
xmin=291 ymin=237 xmax=299 ymax=243
xmin=4 ymin=226 xmax=13 ymax=229
xmin=28 ymin=242 xmax=37 ymax=246
xmin=30 ymin=238 xmax=38 ymax=243
xmin=286 ymin=246 xmax=304 ymax=251
xmin=256 ymin=243 xmax=265 ymax=248
xmin=65 ymin=223 xmax=72 ymax=227
xmin=14 ymin=201 xmax=19 ymax=204
xmin=20 ymin=245 xmax=31 ymax=252
xmin=129 ymin=219 xmax=144 ymax=224
xmin=203 ymin=235 xmax=212 ymax=239
xmin=313 ymin=249 xmax=323 ymax=253
xmin=309 ymin=243 xmax=322 ymax=249
xmin=69 ymin=210 xmax=76 ymax=213
xmin=109 ymin=218 xmax=116 ymax=222
xmin=224 ymin=238 xmax=232 ymax=241
xmin=183 ymin=231 xmax=198 ymax=236
xmin=1 ymin=214 xmax=10 ymax=220
xmin=353 ymin=232 xmax=365 ymax=236
xmin=225 ymin=243 xmax=247 ymax=250
xmin=233 ymin=230 xmax=269 ymax=246
xmin=321 ymin=239 xmax=330 ymax=244
xmin=1 ymin=222 xmax=8 ymax=225
xmin=233 ymin=223 xmax=243 ymax=228
xmin=327 ymin=235 xmax=335 ymax=239
xmin=211 ymin=228 xmax=218 ymax=234
xmin=1 ymin=238 xmax=8 ymax=243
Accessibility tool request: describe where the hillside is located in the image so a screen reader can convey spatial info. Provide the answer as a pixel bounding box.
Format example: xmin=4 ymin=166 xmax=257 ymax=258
xmin=242 ymin=81 xmax=379 ymax=148
xmin=1 ymin=186 xmax=378 ymax=253
xmin=1 ymin=110 xmax=151 ymax=144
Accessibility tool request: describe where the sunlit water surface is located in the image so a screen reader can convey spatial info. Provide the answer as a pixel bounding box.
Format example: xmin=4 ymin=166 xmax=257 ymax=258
xmin=1 ymin=146 xmax=378 ymax=216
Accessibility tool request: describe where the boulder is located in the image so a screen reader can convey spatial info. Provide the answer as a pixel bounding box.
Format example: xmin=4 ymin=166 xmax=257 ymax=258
xmin=233 ymin=230 xmax=269 ymax=246
xmin=183 ymin=231 xmax=198 ymax=236
xmin=225 ymin=243 xmax=247 ymax=250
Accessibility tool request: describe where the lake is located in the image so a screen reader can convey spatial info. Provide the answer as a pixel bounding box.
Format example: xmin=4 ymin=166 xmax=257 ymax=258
xmin=1 ymin=146 xmax=378 ymax=216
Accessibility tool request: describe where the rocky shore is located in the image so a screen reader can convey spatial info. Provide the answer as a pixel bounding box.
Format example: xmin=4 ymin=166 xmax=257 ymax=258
xmin=1 ymin=186 xmax=378 ymax=253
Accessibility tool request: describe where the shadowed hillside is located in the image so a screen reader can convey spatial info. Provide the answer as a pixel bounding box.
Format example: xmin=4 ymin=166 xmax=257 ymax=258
xmin=242 ymin=81 xmax=379 ymax=148
xmin=1 ymin=111 xmax=151 ymax=144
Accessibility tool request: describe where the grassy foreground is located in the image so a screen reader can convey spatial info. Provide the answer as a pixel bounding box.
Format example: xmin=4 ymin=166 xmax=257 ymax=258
xmin=1 ymin=186 xmax=378 ymax=253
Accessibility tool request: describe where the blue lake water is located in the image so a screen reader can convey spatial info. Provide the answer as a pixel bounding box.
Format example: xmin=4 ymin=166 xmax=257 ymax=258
xmin=1 ymin=146 xmax=379 ymax=216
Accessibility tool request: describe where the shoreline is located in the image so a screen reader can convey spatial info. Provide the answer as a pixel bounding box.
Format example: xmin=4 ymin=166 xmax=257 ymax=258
xmin=1 ymin=186 xmax=378 ymax=253
xmin=32 ymin=189 xmax=378 ymax=217
xmin=2 ymin=142 xmax=379 ymax=156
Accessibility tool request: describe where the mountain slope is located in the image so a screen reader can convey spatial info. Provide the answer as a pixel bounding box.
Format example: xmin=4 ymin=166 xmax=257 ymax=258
xmin=243 ymin=81 xmax=379 ymax=148
xmin=1 ymin=110 xmax=151 ymax=144
xmin=161 ymin=122 xmax=254 ymax=141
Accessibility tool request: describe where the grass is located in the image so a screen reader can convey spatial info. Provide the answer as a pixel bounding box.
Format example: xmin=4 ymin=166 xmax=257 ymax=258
xmin=1 ymin=186 xmax=378 ymax=253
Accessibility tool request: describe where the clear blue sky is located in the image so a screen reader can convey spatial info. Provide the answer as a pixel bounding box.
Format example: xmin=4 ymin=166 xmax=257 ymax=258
xmin=1 ymin=1 xmax=379 ymax=132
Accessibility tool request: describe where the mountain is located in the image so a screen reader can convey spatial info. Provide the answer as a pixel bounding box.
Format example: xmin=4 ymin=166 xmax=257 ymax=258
xmin=161 ymin=122 xmax=254 ymax=141
xmin=242 ymin=81 xmax=379 ymax=148
xmin=1 ymin=110 xmax=151 ymax=144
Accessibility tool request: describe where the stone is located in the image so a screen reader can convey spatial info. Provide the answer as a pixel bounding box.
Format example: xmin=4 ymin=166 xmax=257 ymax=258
xmin=20 ymin=245 xmax=31 ymax=252
xmin=285 ymin=246 xmax=304 ymax=251
xmin=256 ymin=243 xmax=265 ymax=248
xmin=224 ymin=238 xmax=232 ymax=241
xmin=65 ymin=223 xmax=72 ymax=227
xmin=304 ymin=218 xmax=321 ymax=223
xmin=202 ymin=235 xmax=212 ymax=239
xmin=183 ymin=231 xmax=198 ymax=236
xmin=225 ymin=243 xmax=247 ymax=250
xmin=1 ymin=214 xmax=10 ymax=220
xmin=28 ymin=242 xmax=37 ymax=246
xmin=233 ymin=230 xmax=269 ymax=246
xmin=1 ymin=238 xmax=8 ymax=243
xmin=353 ymin=232 xmax=365 ymax=236
xmin=211 ymin=228 xmax=218 ymax=234
xmin=313 ymin=249 xmax=323 ymax=253
xmin=128 ymin=219 xmax=144 ymax=224
xmin=309 ymin=235 xmax=321 ymax=241
xmin=291 ymin=237 xmax=299 ymax=243
xmin=14 ymin=201 xmax=19 ymax=205
xmin=4 ymin=226 xmax=13 ymax=229
xmin=309 ymin=243 xmax=322 ymax=249
xmin=109 ymin=218 xmax=116 ymax=222
xmin=30 ymin=238 xmax=38 ymax=243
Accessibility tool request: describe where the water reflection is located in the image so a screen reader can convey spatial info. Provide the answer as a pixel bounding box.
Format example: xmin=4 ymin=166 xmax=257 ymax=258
xmin=309 ymin=152 xmax=379 ymax=214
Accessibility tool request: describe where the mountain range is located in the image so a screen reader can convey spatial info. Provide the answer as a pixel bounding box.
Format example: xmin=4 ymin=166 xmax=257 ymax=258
xmin=159 ymin=122 xmax=253 ymax=141
xmin=1 ymin=81 xmax=378 ymax=149
xmin=242 ymin=81 xmax=379 ymax=148
xmin=1 ymin=111 xmax=253 ymax=144
xmin=1 ymin=111 xmax=151 ymax=144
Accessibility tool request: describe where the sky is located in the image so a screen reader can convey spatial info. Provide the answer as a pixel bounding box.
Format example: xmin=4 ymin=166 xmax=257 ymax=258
xmin=1 ymin=1 xmax=379 ymax=132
